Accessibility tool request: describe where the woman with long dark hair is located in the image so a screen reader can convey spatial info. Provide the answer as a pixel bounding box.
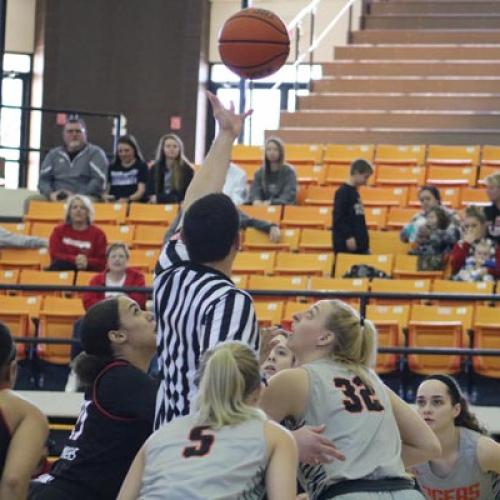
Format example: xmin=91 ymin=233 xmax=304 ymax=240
xmin=146 ymin=134 xmax=194 ymax=204
xmin=29 ymin=297 xmax=157 ymax=500
xmin=413 ymin=375 xmax=500 ymax=499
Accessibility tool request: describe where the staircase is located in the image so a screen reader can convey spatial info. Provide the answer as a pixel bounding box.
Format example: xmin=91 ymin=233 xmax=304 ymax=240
xmin=272 ymin=0 xmax=500 ymax=145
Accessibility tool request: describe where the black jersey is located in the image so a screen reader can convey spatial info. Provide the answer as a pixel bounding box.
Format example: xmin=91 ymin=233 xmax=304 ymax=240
xmin=38 ymin=360 xmax=156 ymax=500
xmin=0 ymin=407 xmax=11 ymax=475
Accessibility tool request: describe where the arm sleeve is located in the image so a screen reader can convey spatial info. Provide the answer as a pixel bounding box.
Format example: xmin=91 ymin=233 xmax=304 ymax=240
xmin=270 ymin=167 xmax=297 ymax=205
xmin=96 ymin=366 xmax=157 ymax=424
xmin=82 ymin=274 xmax=104 ymax=310
xmin=86 ymin=229 xmax=107 ymax=271
xmin=49 ymin=226 xmax=76 ymax=264
xmin=178 ymin=164 xmax=194 ymax=201
xmin=86 ymin=148 xmax=108 ymax=197
xmin=0 ymin=228 xmax=47 ymax=249
xmin=239 ymin=210 xmax=272 ymax=233
xmin=38 ymin=151 xmax=55 ymax=197
xmin=450 ymin=242 xmax=471 ymax=274
xmin=155 ymin=237 xmax=190 ymax=275
xmin=200 ymin=290 xmax=259 ymax=353
xmin=333 ymin=188 xmax=355 ymax=241
xmin=249 ymin=169 xmax=264 ymax=203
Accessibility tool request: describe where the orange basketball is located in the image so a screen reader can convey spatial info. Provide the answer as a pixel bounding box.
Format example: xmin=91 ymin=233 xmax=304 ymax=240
xmin=218 ymin=8 xmax=290 ymax=80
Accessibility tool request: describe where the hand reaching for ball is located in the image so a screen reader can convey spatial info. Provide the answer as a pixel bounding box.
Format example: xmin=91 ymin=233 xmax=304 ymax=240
xmin=206 ymin=91 xmax=252 ymax=139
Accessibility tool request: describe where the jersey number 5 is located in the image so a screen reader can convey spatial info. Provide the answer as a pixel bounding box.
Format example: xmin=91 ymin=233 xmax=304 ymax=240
xmin=334 ymin=376 xmax=384 ymax=413
xmin=183 ymin=426 xmax=215 ymax=458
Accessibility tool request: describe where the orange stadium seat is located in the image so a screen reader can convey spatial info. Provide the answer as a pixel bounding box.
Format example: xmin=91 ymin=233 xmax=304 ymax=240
xmin=0 ymin=222 xmax=28 ymax=236
xmin=240 ymin=205 xmax=282 ymax=226
xmin=303 ymin=185 xmax=337 ymax=206
xmin=360 ymin=186 xmax=408 ymax=207
xmin=375 ymin=165 xmax=426 ymax=187
xmin=460 ymin=188 xmax=489 ymax=207
xmin=374 ymin=144 xmax=426 ymax=167
xmin=325 ymin=164 xmax=375 ymax=186
xmin=237 ymin=163 xmax=261 ymax=183
xmin=334 ymin=254 xmax=393 ymax=278
xmin=232 ymin=251 xmax=276 ymax=275
xmin=19 ymin=270 xmax=75 ymax=297
xmin=393 ymin=255 xmax=444 ymax=280
xmin=248 ymin=275 xmax=308 ymax=302
xmin=29 ymin=222 xmax=55 ymax=239
xmin=431 ymin=280 xmax=495 ymax=306
xmin=132 ymin=224 xmax=167 ymax=249
xmin=477 ymin=165 xmax=500 ymax=186
xmin=128 ymin=249 xmax=159 ymax=272
xmin=426 ymin=145 xmax=480 ymax=167
xmin=243 ymin=227 xmax=299 ymax=252
xmin=323 ymin=144 xmax=374 ymax=168
xmin=365 ymin=207 xmax=388 ymax=229
xmin=231 ymin=274 xmax=249 ymax=289
xmin=0 ymin=269 xmax=20 ymax=294
xmin=0 ymin=248 xmax=50 ymax=270
xmin=274 ymin=252 xmax=333 ymax=277
xmin=231 ymin=144 xmax=262 ymax=164
xmin=408 ymin=305 xmax=474 ymax=375
xmin=293 ymin=164 xmax=327 ymax=185
xmin=310 ymin=277 xmax=369 ymax=306
xmin=254 ymin=301 xmax=284 ymax=327
xmin=25 ymin=201 xmax=64 ymax=224
xmin=37 ymin=297 xmax=85 ymax=365
xmin=94 ymin=203 xmax=127 ymax=225
xmin=370 ymin=278 xmax=431 ymax=305
xmin=281 ymin=206 xmax=332 ymax=229
xmin=75 ymin=271 xmax=97 ymax=287
xmin=127 ymin=203 xmax=179 ymax=226
xmin=480 ymin=145 xmax=500 ymax=167
xmin=285 ymin=144 xmax=323 ymax=166
xmin=386 ymin=207 xmax=420 ymax=229
xmin=100 ymin=224 xmax=134 ymax=245
xmin=369 ymin=230 xmax=411 ymax=255
xmin=299 ymin=229 xmax=332 ymax=253
xmin=473 ymin=306 xmax=500 ymax=378
xmin=282 ymin=301 xmax=309 ymax=328
xmin=426 ymin=166 xmax=477 ymax=187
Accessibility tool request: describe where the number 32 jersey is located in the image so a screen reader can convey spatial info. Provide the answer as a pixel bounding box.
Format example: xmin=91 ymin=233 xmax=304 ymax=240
xmin=139 ymin=414 xmax=268 ymax=499
xmin=291 ymin=359 xmax=409 ymax=499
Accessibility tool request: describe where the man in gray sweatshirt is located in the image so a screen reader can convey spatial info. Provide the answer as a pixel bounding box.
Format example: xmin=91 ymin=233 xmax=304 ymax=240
xmin=0 ymin=226 xmax=47 ymax=248
xmin=37 ymin=117 xmax=108 ymax=201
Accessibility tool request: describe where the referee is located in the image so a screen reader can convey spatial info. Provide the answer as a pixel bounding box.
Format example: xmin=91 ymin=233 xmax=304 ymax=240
xmin=153 ymin=93 xmax=257 ymax=428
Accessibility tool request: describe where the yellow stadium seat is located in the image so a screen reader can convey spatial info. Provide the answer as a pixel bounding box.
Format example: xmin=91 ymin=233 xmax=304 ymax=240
xmin=473 ymin=306 xmax=500 ymax=378
xmin=75 ymin=271 xmax=97 ymax=287
xmin=310 ymin=277 xmax=368 ymax=306
xmin=29 ymin=222 xmax=55 ymax=239
xmin=408 ymin=186 xmax=460 ymax=209
xmin=19 ymin=270 xmax=75 ymax=297
xmin=374 ymin=144 xmax=426 ymax=167
xmin=360 ymin=186 xmax=408 ymax=207
xmin=393 ymin=255 xmax=444 ymax=280
xmin=407 ymin=305 xmax=473 ymax=375
xmin=293 ymin=164 xmax=327 ymax=185
xmin=366 ymin=304 xmax=409 ymax=338
xmin=460 ymin=188 xmax=490 ymax=207
xmin=127 ymin=203 xmax=179 ymax=226
xmin=240 ymin=205 xmax=282 ymax=226
xmin=368 ymin=230 xmax=411 ymax=255
xmin=243 ymin=227 xmax=299 ymax=252
xmin=254 ymin=301 xmax=284 ymax=327
xmin=480 ymin=145 xmax=500 ymax=166
xmin=370 ymin=278 xmax=431 ymax=305
xmin=232 ymin=251 xmax=276 ymax=275
xmin=132 ymin=224 xmax=167 ymax=249
xmin=477 ymin=165 xmax=500 ymax=186
xmin=25 ymin=201 xmax=65 ymax=223
xmin=426 ymin=166 xmax=477 ymax=187
xmin=37 ymin=297 xmax=85 ymax=364
xmin=334 ymin=254 xmax=393 ymax=278
xmin=325 ymin=164 xmax=375 ymax=186
xmin=426 ymin=145 xmax=480 ymax=167
xmin=0 ymin=223 xmax=28 ymax=236
xmin=128 ymin=249 xmax=160 ymax=272
xmin=431 ymin=280 xmax=495 ymax=306
xmin=299 ymin=229 xmax=332 ymax=253
xmin=274 ymin=252 xmax=333 ymax=277
xmin=232 ymin=275 xmax=249 ymax=289
xmin=386 ymin=207 xmax=420 ymax=229
xmin=375 ymin=165 xmax=426 ymax=187
xmin=100 ymin=224 xmax=134 ymax=246
xmin=323 ymin=144 xmax=374 ymax=167
xmin=281 ymin=206 xmax=332 ymax=229
xmin=0 ymin=269 xmax=20 ymax=293
xmin=303 ymin=185 xmax=337 ymax=206
xmin=94 ymin=203 xmax=127 ymax=225
xmin=231 ymin=144 xmax=263 ymax=163
xmin=285 ymin=144 xmax=323 ymax=166
xmin=0 ymin=248 xmax=50 ymax=270
xmin=282 ymin=301 xmax=309 ymax=328
xmin=248 ymin=275 xmax=308 ymax=302
xmin=365 ymin=207 xmax=388 ymax=229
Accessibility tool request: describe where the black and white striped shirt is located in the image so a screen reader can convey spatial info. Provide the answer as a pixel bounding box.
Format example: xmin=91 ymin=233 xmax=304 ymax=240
xmin=153 ymin=236 xmax=259 ymax=429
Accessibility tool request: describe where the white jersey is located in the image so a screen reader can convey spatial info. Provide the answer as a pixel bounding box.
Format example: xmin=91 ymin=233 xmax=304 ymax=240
xmin=413 ymin=427 xmax=500 ymax=500
xmin=139 ymin=414 xmax=268 ymax=500
xmin=287 ymin=359 xmax=409 ymax=500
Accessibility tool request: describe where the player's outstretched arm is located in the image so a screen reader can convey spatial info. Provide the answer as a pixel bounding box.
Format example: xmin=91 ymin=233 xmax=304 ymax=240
xmin=477 ymin=435 xmax=500 ymax=474
xmin=181 ymin=91 xmax=252 ymax=216
xmin=117 ymin=446 xmax=146 ymax=500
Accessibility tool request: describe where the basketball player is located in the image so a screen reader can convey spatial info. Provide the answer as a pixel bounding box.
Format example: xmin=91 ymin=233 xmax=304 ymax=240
xmin=0 ymin=323 xmax=48 ymax=500
xmin=29 ymin=297 xmax=157 ymax=500
xmin=413 ymin=375 xmax=500 ymax=499
xmin=118 ymin=342 xmax=298 ymax=500
xmin=260 ymin=300 xmax=442 ymax=499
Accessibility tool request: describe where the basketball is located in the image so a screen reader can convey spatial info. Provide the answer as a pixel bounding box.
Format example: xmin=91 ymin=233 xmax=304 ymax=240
xmin=218 ymin=8 xmax=290 ymax=80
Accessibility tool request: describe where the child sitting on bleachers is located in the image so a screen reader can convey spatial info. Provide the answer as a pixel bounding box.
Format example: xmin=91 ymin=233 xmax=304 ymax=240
xmin=452 ymin=239 xmax=496 ymax=282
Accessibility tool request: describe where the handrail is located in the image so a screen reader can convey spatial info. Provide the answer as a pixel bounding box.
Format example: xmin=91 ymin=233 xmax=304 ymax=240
xmin=287 ymin=0 xmax=322 ymax=32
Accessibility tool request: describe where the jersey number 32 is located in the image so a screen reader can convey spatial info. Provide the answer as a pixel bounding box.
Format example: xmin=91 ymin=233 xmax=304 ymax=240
xmin=334 ymin=376 xmax=384 ymax=413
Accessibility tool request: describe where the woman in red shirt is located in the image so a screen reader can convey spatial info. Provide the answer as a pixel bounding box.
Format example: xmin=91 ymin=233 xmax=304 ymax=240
xmin=48 ymin=195 xmax=107 ymax=271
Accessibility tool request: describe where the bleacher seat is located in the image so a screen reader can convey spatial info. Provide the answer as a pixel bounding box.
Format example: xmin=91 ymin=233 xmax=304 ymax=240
xmin=231 ymin=144 xmax=262 ymax=164
xmin=375 ymin=165 xmax=426 ymax=187
xmin=303 ymin=185 xmax=337 ymax=206
xmin=93 ymin=203 xmax=127 ymax=225
xmin=100 ymin=224 xmax=134 ymax=246
xmin=309 ymin=277 xmax=369 ymax=305
xmin=0 ymin=269 xmax=20 ymax=293
xmin=248 ymin=275 xmax=307 ymax=301
xmin=479 ymin=145 xmax=500 ymax=167
xmin=426 ymin=166 xmax=477 ymax=187
xmin=243 ymin=227 xmax=299 ymax=252
xmin=360 ymin=186 xmax=408 ymax=207
xmin=368 ymin=230 xmax=411 ymax=255
xmin=0 ymin=248 xmax=50 ymax=270
xmin=293 ymin=164 xmax=326 ymax=185
xmin=29 ymin=223 xmax=55 ymax=239
xmin=323 ymin=144 xmax=374 ymax=168
xmin=25 ymin=201 xmax=64 ymax=224
xmin=431 ymin=280 xmax=495 ymax=306
xmin=386 ymin=207 xmax=420 ymax=229
xmin=0 ymin=222 xmax=27 ymax=236
xmin=473 ymin=306 xmax=500 ymax=379
xmin=282 ymin=301 xmax=308 ymax=328
xmin=254 ymin=301 xmax=284 ymax=327
xmin=127 ymin=203 xmax=178 ymax=226
xmin=334 ymin=254 xmax=393 ymax=278
xmin=460 ymin=188 xmax=490 ymax=207
xmin=132 ymin=224 xmax=167 ymax=249
xmin=128 ymin=249 xmax=160 ymax=272
xmin=237 ymin=163 xmax=261 ymax=183
xmin=374 ymin=144 xmax=425 ymax=167
xmin=325 ymin=164 xmax=375 ymax=186
xmin=281 ymin=206 xmax=332 ymax=229
xmin=274 ymin=252 xmax=333 ymax=277
xmin=232 ymin=251 xmax=276 ymax=275
xmin=298 ymin=229 xmax=331 ymax=253
xmin=393 ymin=255 xmax=443 ymax=280
xmin=75 ymin=271 xmax=96 ymax=287
xmin=19 ymin=270 xmax=75 ymax=297
xmin=477 ymin=165 xmax=500 ymax=186
xmin=365 ymin=207 xmax=388 ymax=229
xmin=426 ymin=145 xmax=480 ymax=167
xmin=240 ymin=205 xmax=282 ymax=226
xmin=285 ymin=144 xmax=323 ymax=166
xmin=370 ymin=278 xmax=431 ymax=305
xmin=232 ymin=275 xmax=249 ymax=289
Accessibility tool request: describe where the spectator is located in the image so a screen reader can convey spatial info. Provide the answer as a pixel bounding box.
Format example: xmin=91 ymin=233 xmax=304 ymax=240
xmin=0 ymin=322 xmax=49 ymax=500
xmin=38 ymin=116 xmax=108 ymax=202
xmin=104 ymin=135 xmax=148 ymax=203
xmin=452 ymin=239 xmax=496 ymax=282
xmin=332 ymin=159 xmax=373 ymax=255
xmin=29 ymin=297 xmax=157 ymax=500
xmin=0 ymin=226 xmax=47 ymax=248
xmin=249 ymin=137 xmax=297 ymax=206
xmin=450 ymin=206 xmax=500 ymax=280
xmin=484 ymin=171 xmax=500 ymax=245
xmin=223 ymin=163 xmax=248 ymax=205
xmin=48 ymin=195 xmax=107 ymax=271
xmin=146 ymin=134 xmax=194 ymax=204
xmin=400 ymin=185 xmax=461 ymax=244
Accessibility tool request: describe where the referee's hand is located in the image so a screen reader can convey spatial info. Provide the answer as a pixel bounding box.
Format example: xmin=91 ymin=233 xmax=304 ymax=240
xmin=207 ymin=90 xmax=252 ymax=139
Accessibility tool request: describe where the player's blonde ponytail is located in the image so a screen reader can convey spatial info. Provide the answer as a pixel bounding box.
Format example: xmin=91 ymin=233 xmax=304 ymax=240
xmin=196 ymin=342 xmax=263 ymax=428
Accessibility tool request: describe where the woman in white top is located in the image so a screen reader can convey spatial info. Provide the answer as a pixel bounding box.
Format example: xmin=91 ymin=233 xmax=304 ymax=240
xmin=413 ymin=374 xmax=500 ymax=499
xmin=118 ymin=342 xmax=298 ymax=500
xmin=260 ymin=299 xmax=441 ymax=499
